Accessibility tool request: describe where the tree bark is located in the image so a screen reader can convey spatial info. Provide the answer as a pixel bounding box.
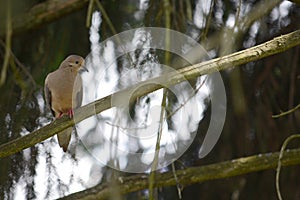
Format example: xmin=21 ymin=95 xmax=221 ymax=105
xmin=0 ymin=0 xmax=89 ymax=37
xmin=0 ymin=29 xmax=300 ymax=158
xmin=58 ymin=148 xmax=300 ymax=200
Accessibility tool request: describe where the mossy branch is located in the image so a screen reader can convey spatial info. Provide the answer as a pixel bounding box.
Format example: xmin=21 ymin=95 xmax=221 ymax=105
xmin=0 ymin=0 xmax=89 ymax=37
xmin=58 ymin=148 xmax=300 ymax=200
xmin=0 ymin=29 xmax=300 ymax=158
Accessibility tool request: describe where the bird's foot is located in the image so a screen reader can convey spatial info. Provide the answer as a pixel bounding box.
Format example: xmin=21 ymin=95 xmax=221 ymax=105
xmin=67 ymin=109 xmax=74 ymax=118
xmin=57 ymin=110 xmax=73 ymax=118
xmin=58 ymin=112 xmax=64 ymax=118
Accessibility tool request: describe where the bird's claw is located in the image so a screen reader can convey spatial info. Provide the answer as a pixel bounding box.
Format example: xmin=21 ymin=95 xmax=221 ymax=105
xmin=67 ymin=109 xmax=74 ymax=118
xmin=57 ymin=109 xmax=73 ymax=118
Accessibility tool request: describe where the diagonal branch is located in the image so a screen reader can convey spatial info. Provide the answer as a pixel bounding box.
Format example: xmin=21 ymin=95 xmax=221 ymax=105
xmin=57 ymin=148 xmax=300 ymax=200
xmin=0 ymin=0 xmax=89 ymax=37
xmin=0 ymin=29 xmax=300 ymax=158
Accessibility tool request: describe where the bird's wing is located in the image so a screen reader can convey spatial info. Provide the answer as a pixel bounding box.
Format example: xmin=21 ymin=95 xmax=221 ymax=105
xmin=73 ymin=75 xmax=83 ymax=108
xmin=44 ymin=77 xmax=55 ymax=117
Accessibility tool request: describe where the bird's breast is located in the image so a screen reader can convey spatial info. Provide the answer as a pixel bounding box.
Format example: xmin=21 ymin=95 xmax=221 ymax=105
xmin=47 ymin=70 xmax=78 ymax=114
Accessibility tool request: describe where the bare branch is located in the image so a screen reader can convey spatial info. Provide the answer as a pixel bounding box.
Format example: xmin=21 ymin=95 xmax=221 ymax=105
xmin=58 ymin=148 xmax=300 ymax=200
xmin=0 ymin=0 xmax=89 ymax=37
xmin=272 ymin=103 xmax=300 ymax=118
xmin=0 ymin=29 xmax=300 ymax=158
xmin=239 ymin=0 xmax=282 ymax=31
xmin=0 ymin=2 xmax=12 ymax=86
xmin=276 ymin=134 xmax=300 ymax=200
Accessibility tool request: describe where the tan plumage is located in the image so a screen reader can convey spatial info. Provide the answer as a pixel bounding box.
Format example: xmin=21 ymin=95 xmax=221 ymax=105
xmin=44 ymin=55 xmax=86 ymax=152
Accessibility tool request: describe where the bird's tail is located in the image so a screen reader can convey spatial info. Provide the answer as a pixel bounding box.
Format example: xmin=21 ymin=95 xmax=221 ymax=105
xmin=57 ymin=127 xmax=72 ymax=152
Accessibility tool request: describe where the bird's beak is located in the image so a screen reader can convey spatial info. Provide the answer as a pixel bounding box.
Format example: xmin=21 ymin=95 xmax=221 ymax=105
xmin=80 ymin=66 xmax=89 ymax=73
xmin=79 ymin=60 xmax=88 ymax=72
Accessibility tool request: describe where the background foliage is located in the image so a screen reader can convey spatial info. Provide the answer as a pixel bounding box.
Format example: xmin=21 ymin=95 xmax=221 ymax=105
xmin=0 ymin=0 xmax=299 ymax=199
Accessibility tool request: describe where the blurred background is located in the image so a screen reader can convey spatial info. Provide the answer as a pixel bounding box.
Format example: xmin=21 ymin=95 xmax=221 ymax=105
xmin=0 ymin=0 xmax=299 ymax=199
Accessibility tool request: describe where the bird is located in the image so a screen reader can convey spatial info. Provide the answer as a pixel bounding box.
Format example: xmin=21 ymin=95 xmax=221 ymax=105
xmin=44 ymin=55 xmax=87 ymax=152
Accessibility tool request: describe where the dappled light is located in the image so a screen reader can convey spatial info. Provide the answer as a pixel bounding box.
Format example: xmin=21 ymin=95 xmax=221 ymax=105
xmin=0 ymin=0 xmax=300 ymax=199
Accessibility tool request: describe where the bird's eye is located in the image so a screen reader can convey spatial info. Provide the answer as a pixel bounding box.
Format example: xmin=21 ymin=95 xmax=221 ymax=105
xmin=75 ymin=61 xmax=79 ymax=64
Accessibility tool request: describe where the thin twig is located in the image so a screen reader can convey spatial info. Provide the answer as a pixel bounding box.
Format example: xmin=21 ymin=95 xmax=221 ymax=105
xmin=234 ymin=0 xmax=242 ymax=28
xmin=0 ymin=40 xmax=36 ymax=88
xmin=276 ymin=134 xmax=300 ymax=200
xmin=167 ymin=76 xmax=208 ymax=119
xmin=94 ymin=0 xmax=133 ymax=65
xmin=171 ymin=162 xmax=182 ymax=199
xmin=149 ymin=2 xmax=172 ymax=198
xmin=185 ymin=0 xmax=192 ymax=21
xmin=149 ymin=89 xmax=168 ymax=200
xmin=86 ymin=0 xmax=95 ymax=27
xmin=288 ymin=47 xmax=299 ymax=122
xmin=201 ymin=0 xmax=215 ymax=41
xmin=94 ymin=0 xmax=118 ymax=36
xmin=105 ymin=121 xmax=147 ymax=131
xmin=0 ymin=2 xmax=12 ymax=87
xmin=272 ymin=103 xmax=300 ymax=118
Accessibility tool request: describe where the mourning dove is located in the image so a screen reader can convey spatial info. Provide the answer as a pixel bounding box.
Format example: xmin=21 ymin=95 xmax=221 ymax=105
xmin=44 ymin=55 xmax=87 ymax=152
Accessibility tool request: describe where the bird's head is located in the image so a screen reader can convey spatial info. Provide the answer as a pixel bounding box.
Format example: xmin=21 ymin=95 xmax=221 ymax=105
xmin=59 ymin=55 xmax=88 ymax=72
